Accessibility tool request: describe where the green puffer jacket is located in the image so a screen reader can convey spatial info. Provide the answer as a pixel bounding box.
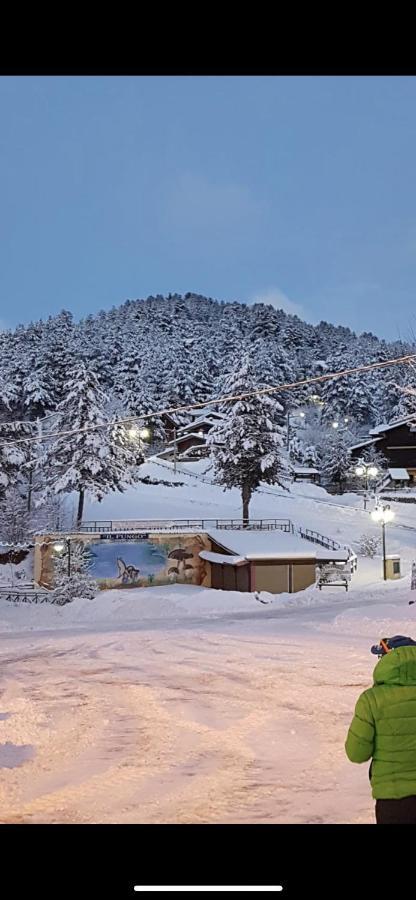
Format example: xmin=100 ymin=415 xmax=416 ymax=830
xmin=345 ymin=646 xmax=416 ymax=799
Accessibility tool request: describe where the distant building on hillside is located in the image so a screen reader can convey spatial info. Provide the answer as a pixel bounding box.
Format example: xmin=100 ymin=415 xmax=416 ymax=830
xmin=158 ymin=407 xmax=225 ymax=462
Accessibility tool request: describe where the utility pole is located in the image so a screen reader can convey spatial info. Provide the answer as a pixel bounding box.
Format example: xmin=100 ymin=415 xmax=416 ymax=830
xmin=67 ymin=537 xmax=71 ymax=577
xmin=382 ymin=521 xmax=387 ymax=581
xmin=173 ymin=427 xmax=178 ymax=475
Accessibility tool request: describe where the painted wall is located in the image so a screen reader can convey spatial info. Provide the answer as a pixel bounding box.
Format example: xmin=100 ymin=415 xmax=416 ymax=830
xmin=34 ymin=532 xmax=211 ymax=590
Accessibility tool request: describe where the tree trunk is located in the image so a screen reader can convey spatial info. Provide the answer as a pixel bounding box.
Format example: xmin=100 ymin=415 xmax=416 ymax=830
xmin=242 ymin=484 xmax=251 ymax=528
xmin=77 ymin=490 xmax=85 ymax=528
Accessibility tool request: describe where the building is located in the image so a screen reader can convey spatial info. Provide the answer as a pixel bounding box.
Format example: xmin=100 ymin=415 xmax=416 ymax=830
xmin=350 ymin=414 xmax=416 ymax=482
xmin=158 ymin=407 xmax=225 ymax=461
xmin=199 ymin=528 xmax=350 ymax=594
xmin=292 ymin=466 xmax=321 ymax=484
xmin=34 ymin=520 xmax=352 ymax=596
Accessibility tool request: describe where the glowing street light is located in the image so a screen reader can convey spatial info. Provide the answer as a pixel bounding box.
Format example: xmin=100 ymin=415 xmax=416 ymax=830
xmin=371 ymin=504 xmax=395 ymax=581
xmin=52 ymin=538 xmax=71 ymax=577
xmin=332 ymin=421 xmax=339 ymax=429
xmin=355 ymin=461 xmax=379 ymax=509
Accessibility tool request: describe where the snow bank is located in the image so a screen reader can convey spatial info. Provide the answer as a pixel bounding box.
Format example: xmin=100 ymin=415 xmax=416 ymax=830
xmin=0 ymin=581 xmax=350 ymax=632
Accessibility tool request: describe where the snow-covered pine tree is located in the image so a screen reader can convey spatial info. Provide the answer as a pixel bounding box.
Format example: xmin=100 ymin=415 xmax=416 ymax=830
xmin=0 ymin=420 xmax=32 ymax=501
xmin=319 ymin=430 xmax=352 ymax=491
xmin=39 ymin=361 xmax=143 ymax=527
xmin=0 ymin=487 xmax=30 ymax=544
xmin=207 ymin=355 xmax=288 ymax=523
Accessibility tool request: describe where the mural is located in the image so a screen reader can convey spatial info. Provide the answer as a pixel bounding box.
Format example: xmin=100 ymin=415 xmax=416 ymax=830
xmin=34 ymin=532 xmax=211 ymax=590
xmin=87 ymin=533 xmax=210 ymax=590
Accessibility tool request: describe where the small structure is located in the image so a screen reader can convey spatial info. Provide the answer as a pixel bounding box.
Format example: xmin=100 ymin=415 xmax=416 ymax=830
xmin=385 ymin=555 xmax=401 ymax=579
xmin=200 ymin=528 xmax=350 ymax=595
xmin=386 ymin=468 xmax=411 ymax=489
xmin=292 ymin=466 xmax=321 ymax=484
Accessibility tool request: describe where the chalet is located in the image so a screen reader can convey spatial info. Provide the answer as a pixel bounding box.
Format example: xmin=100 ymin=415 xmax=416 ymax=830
xmin=350 ymin=414 xmax=416 ymax=482
xmin=157 ymin=407 xmax=225 ymax=461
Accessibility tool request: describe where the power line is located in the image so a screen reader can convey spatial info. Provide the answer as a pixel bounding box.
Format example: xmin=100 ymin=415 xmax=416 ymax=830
xmin=1 ymin=351 xmax=416 ymax=451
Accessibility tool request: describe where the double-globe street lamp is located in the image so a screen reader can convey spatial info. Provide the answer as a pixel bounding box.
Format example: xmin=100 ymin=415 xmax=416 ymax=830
xmin=371 ymin=504 xmax=395 ymax=581
xmin=355 ymin=461 xmax=379 ymax=510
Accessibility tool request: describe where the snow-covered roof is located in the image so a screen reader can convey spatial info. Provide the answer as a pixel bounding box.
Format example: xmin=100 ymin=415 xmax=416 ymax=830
xmin=388 ymin=468 xmax=410 ymax=480
xmin=293 ymin=467 xmax=320 ymax=475
xmin=369 ymin=415 xmax=416 ymax=436
xmin=177 ymin=418 xmax=216 ymax=434
xmin=204 ymin=530 xmax=350 ymax=563
xmin=168 ymin=432 xmax=207 ymax=446
xmin=188 ymin=408 xmax=224 ymax=420
xmin=207 ymin=528 xmax=311 ymax=557
xmin=199 ymin=551 xmax=247 ymax=566
xmin=349 ymin=437 xmax=381 ymax=451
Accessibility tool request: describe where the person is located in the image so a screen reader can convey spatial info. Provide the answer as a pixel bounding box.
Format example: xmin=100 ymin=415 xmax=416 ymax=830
xmin=345 ymin=635 xmax=416 ymax=824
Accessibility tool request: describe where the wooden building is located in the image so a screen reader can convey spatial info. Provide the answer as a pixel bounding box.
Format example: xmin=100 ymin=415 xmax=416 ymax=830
xmin=350 ymin=415 xmax=416 ymax=481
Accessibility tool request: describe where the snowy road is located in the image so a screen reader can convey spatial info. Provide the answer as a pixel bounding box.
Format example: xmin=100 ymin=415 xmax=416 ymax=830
xmin=0 ymin=612 xmax=379 ymax=825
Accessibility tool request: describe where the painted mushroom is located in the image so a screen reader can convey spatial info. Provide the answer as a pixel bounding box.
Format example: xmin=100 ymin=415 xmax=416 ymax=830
xmin=167 ymin=548 xmax=194 ymax=578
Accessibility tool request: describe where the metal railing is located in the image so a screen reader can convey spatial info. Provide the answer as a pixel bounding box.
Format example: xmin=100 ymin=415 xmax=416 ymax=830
xmin=78 ymin=518 xmax=295 ymax=534
xmin=0 ymin=587 xmax=53 ymax=604
xmin=297 ymin=527 xmax=341 ymax=551
xmin=297 ymin=527 xmax=357 ymax=570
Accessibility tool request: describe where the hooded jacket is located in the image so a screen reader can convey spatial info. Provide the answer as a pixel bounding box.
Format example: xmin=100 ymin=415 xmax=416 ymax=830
xmin=345 ymin=646 xmax=416 ymax=799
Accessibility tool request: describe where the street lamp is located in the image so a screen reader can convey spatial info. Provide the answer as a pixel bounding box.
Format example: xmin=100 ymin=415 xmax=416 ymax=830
xmin=355 ymin=461 xmax=379 ymax=509
xmin=332 ymin=421 xmax=339 ymax=429
xmin=371 ymin=504 xmax=395 ymax=581
xmin=286 ymin=409 xmax=305 ymax=452
xmin=52 ymin=537 xmax=71 ymax=577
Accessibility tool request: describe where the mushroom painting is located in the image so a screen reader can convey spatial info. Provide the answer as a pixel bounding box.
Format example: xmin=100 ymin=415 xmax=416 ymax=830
xmin=167 ymin=548 xmax=194 ymax=579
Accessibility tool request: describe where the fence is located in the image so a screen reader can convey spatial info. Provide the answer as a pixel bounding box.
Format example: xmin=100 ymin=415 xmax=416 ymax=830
xmin=78 ymin=518 xmax=295 ymax=534
xmin=0 ymin=587 xmax=53 ymax=604
xmin=297 ymin=527 xmax=357 ymax=570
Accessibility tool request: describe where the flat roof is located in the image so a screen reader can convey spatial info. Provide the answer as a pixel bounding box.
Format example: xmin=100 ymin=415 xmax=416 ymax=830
xmin=207 ymin=528 xmax=349 ymax=562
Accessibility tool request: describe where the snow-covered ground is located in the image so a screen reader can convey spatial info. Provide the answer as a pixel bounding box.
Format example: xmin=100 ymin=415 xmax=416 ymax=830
xmin=1 ymin=462 xmax=416 ymax=824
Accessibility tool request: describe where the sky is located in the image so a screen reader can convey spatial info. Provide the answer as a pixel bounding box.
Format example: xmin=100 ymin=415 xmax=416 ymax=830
xmin=1 ymin=75 xmax=416 ymax=339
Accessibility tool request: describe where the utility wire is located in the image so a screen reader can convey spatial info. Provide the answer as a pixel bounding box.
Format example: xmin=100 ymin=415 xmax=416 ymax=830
xmin=1 ymin=351 xmax=416 ymax=451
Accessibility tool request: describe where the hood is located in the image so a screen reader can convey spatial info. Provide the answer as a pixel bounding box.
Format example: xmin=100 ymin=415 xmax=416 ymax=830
xmin=373 ymin=646 xmax=416 ymax=686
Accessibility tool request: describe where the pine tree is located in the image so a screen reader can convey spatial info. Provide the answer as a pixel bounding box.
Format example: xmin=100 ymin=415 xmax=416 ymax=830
xmin=39 ymin=361 xmax=142 ymax=526
xmin=319 ymin=431 xmax=352 ymax=491
xmin=0 ymin=488 xmax=29 ymax=544
xmin=208 ymin=356 xmax=288 ymax=523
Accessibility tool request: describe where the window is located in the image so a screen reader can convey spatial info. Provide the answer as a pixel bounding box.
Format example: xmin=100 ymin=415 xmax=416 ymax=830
xmin=393 ymin=561 xmax=400 ymax=575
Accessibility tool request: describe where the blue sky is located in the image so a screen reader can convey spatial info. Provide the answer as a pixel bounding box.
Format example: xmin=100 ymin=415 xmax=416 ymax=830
xmin=1 ymin=75 xmax=416 ymax=339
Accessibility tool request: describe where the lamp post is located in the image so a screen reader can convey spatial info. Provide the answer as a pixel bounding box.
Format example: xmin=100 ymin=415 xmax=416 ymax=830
xmin=355 ymin=461 xmax=379 ymax=510
xmin=52 ymin=537 xmax=71 ymax=577
xmin=371 ymin=504 xmax=395 ymax=581
xmin=286 ymin=409 xmax=305 ymax=452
